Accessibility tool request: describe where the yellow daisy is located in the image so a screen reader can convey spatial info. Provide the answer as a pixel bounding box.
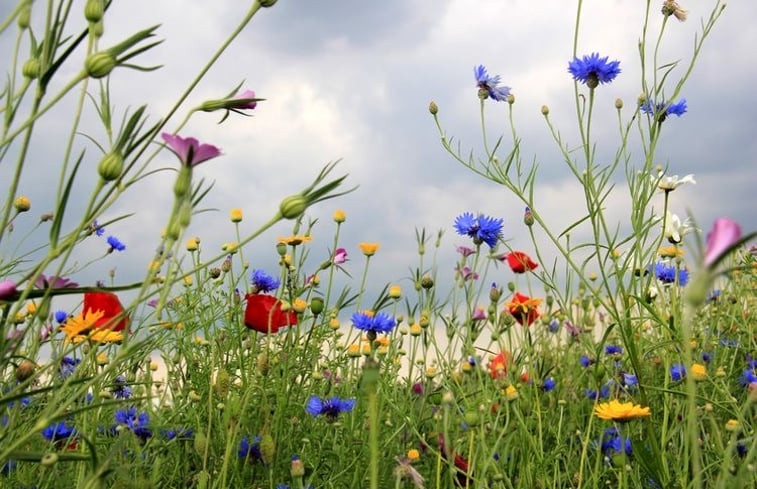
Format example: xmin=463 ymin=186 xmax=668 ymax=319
xmin=60 ymin=310 xmax=104 ymax=343
xmin=277 ymin=235 xmax=313 ymax=246
xmin=594 ymin=400 xmax=651 ymax=421
xmin=359 ymin=242 xmax=380 ymax=256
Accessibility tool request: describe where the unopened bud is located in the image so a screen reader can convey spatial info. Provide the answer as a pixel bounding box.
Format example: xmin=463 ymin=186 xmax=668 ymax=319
xmin=506 ymin=94 xmax=515 ymax=104
xmin=420 ymin=275 xmax=434 ymax=289
xmin=22 ymin=58 xmax=40 ymax=79
xmin=14 ymin=196 xmax=31 ymax=212
xmin=428 ymin=101 xmax=438 ymax=115
xmin=85 ymin=51 xmax=116 ymax=78
xmin=310 ymin=297 xmax=324 ymax=316
xmin=17 ymin=5 xmax=31 ymax=29
xmin=540 ymin=105 xmax=549 ymax=115
xmin=260 ymin=0 xmax=278 ymax=6
xmin=98 ymin=151 xmax=124 ymax=181
xmin=279 ymin=194 xmax=307 ymax=219
xmin=84 ymin=0 xmax=104 ymax=23
xmin=615 ymin=98 xmax=623 ymax=109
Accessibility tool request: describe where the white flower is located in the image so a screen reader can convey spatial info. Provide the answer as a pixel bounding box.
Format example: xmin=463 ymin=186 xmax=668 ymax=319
xmin=662 ymin=211 xmax=697 ymax=243
xmin=655 ymin=173 xmax=696 ymax=192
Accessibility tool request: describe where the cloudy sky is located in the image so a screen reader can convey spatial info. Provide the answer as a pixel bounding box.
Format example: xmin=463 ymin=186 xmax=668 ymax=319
xmin=2 ymin=0 xmax=755 ymax=309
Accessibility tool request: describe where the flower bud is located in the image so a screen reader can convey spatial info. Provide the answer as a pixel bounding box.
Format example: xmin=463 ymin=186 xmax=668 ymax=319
xmin=186 ymin=237 xmax=199 ymax=251
xmin=507 ymin=281 xmax=515 ymax=292
xmin=22 ymin=58 xmax=40 ymax=79
xmin=290 ymin=455 xmax=305 ymax=478
xmin=259 ymin=433 xmax=276 ymax=464
xmin=41 ymin=452 xmax=59 ymax=467
xmin=279 ymin=194 xmax=307 ymax=219
xmin=420 ymin=275 xmax=434 ymax=289
xmin=489 ymin=285 xmax=501 ymax=303
xmin=310 ymin=297 xmax=324 ymax=316
xmin=98 ymin=151 xmax=124 ymax=181
xmin=333 ymin=209 xmax=346 ymax=223
xmin=84 ymin=0 xmax=104 ymax=23
xmin=18 ymin=5 xmax=31 ymax=29
xmin=506 ymin=94 xmax=515 ymax=104
xmin=428 ymin=101 xmax=438 ymax=115
xmin=193 ymin=432 xmax=207 ymax=455
xmin=388 ymin=285 xmax=402 ymax=299
xmin=13 ymin=195 xmax=31 ymax=212
xmin=478 ymin=88 xmax=489 ymax=100
xmin=92 ymin=20 xmax=104 ymax=37
xmin=615 ymin=98 xmax=623 ymax=109
xmin=260 ymin=0 xmax=278 ymax=6
xmin=85 ymin=51 xmax=117 ymax=78
xmin=15 ymin=360 xmax=36 ymax=382
xmin=229 ymin=208 xmax=243 ymax=223
xmin=523 ymin=206 xmax=534 ymax=226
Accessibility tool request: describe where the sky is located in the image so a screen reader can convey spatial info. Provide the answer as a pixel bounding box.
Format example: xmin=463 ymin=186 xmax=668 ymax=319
xmin=2 ymin=0 xmax=756 ymax=313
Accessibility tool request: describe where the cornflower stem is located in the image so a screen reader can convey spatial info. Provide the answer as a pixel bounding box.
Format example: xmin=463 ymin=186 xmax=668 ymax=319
xmin=479 ymin=98 xmax=490 ymax=157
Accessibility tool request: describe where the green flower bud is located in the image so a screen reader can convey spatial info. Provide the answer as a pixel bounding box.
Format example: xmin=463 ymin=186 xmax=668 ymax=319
xmin=463 ymin=411 xmax=480 ymax=426
xmin=18 ymin=5 xmax=31 ymax=29
xmin=22 ymin=58 xmax=40 ymax=79
xmin=428 ymin=101 xmax=438 ymax=115
xmin=290 ymin=455 xmax=305 ymax=478
xmin=84 ymin=0 xmax=104 ymax=23
xmin=259 ymin=433 xmax=275 ymax=464
xmin=615 ymin=98 xmax=623 ymax=109
xmin=310 ymin=297 xmax=324 ymax=316
xmin=193 ymin=432 xmax=208 ymax=455
xmin=260 ymin=0 xmax=278 ymax=7
xmin=92 ymin=20 xmax=104 ymax=38
xmin=541 ymin=105 xmax=549 ymax=115
xmin=173 ymin=167 xmax=192 ymax=198
xmin=98 ymin=151 xmax=124 ymax=181
xmin=506 ymin=94 xmax=515 ymax=104
xmin=507 ymin=281 xmax=515 ymax=292
xmin=214 ymin=370 xmax=231 ymax=398
xmin=279 ymin=194 xmax=307 ymax=219
xmin=420 ymin=275 xmax=434 ymax=289
xmin=209 ymin=267 xmax=221 ymax=279
xmin=85 ymin=51 xmax=117 ymax=78
xmin=41 ymin=452 xmax=58 ymax=467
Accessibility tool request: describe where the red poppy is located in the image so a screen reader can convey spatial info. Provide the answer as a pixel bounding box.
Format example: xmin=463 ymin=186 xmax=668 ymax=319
xmin=244 ymin=294 xmax=297 ymax=334
xmin=503 ymin=251 xmax=538 ymax=273
xmin=489 ymin=351 xmax=510 ymax=379
xmin=505 ymin=292 xmax=542 ymax=326
xmin=437 ymin=434 xmax=471 ymax=486
xmin=83 ymin=292 xmax=129 ymax=332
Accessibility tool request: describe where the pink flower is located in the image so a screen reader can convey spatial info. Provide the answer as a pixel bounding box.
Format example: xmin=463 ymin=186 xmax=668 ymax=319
xmin=233 ymin=89 xmax=258 ymax=110
xmin=457 ymin=266 xmax=479 ymax=281
xmin=0 ymin=280 xmax=17 ymax=300
xmin=704 ymin=218 xmax=742 ymax=267
xmin=34 ymin=274 xmax=78 ymax=289
xmin=161 ymin=133 xmax=222 ymax=167
xmin=333 ymin=247 xmax=348 ymax=265
xmin=456 ymin=245 xmax=475 ymax=257
xmin=472 ymin=306 xmax=487 ymax=321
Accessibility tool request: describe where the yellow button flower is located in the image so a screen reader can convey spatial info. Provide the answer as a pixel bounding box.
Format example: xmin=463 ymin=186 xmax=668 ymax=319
xmin=229 ymin=208 xmax=243 ymax=223
xmin=359 ymin=242 xmax=379 ymax=256
xmin=333 ymin=209 xmax=346 ymax=223
xmin=594 ymin=400 xmax=651 ymax=421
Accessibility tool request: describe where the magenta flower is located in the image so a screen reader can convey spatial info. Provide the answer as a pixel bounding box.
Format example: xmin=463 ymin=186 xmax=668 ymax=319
xmin=161 ymin=133 xmax=222 ymax=167
xmin=705 ymin=218 xmax=742 ymax=267
xmin=333 ymin=247 xmax=348 ymax=265
xmin=233 ymin=90 xmax=258 ymax=110
xmin=34 ymin=274 xmax=79 ymax=289
xmin=0 ymin=280 xmax=18 ymax=300
xmin=456 ymin=245 xmax=475 ymax=257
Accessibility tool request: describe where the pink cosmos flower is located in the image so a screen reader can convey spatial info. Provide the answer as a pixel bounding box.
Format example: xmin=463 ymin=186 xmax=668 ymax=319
xmin=333 ymin=247 xmax=348 ymax=265
xmin=0 ymin=280 xmax=17 ymax=300
xmin=704 ymin=218 xmax=742 ymax=267
xmin=161 ymin=133 xmax=222 ymax=167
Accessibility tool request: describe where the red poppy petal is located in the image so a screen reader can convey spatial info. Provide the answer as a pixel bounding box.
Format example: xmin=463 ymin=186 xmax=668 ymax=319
xmin=84 ymin=291 xmax=129 ymax=332
xmin=244 ymin=294 xmax=297 ymax=334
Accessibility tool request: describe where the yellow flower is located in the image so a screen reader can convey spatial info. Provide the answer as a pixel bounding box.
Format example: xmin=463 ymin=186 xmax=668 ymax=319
xmin=407 ymin=449 xmax=420 ymax=462
xmin=60 ymin=310 xmax=105 ymax=343
xmin=388 ymin=285 xmax=402 ymax=299
xmin=88 ymin=329 xmax=124 ymax=344
xmin=725 ymin=419 xmax=740 ymax=432
xmin=658 ymin=245 xmax=684 ymax=258
xmin=292 ymin=298 xmax=307 ymax=313
xmin=25 ymin=301 xmax=37 ymax=315
xmin=329 ymin=318 xmax=340 ymax=330
xmin=183 ymin=275 xmax=193 ymax=286
xmin=333 ymin=209 xmax=346 ymax=223
xmin=222 ymin=241 xmax=239 ymax=254
xmin=359 ymin=242 xmax=380 ymax=256
xmin=13 ymin=195 xmax=31 ymax=212
xmin=277 ymin=235 xmax=313 ymax=246
xmin=347 ymin=344 xmax=361 ymax=357
xmin=505 ymin=385 xmax=519 ymax=401
xmin=361 ymin=343 xmax=372 ymax=356
xmin=691 ymin=363 xmax=707 ymax=381
xmin=594 ymin=400 xmax=651 ymax=421
xmin=409 ymin=323 xmax=422 ymax=336
xmin=229 ymin=208 xmax=243 ymax=223
xmin=96 ymin=352 xmax=109 ymax=365
xmin=425 ymin=367 xmax=437 ymax=378
xmin=186 ymin=237 xmax=199 ymax=251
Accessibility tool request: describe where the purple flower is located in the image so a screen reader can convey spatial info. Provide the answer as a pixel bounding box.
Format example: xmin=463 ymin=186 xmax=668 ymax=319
xmin=456 ymin=266 xmax=479 ymax=281
xmin=670 ymin=363 xmax=686 ymax=382
xmin=654 ymin=262 xmax=689 ymax=286
xmin=622 ymin=373 xmax=639 ymax=389
xmin=600 ymin=427 xmax=632 ymax=456
xmin=474 ymin=65 xmax=511 ymax=101
xmin=456 ymin=245 xmax=475 ymax=257
xmin=161 ymin=427 xmax=194 ymax=440
xmin=111 ymin=376 xmax=132 ymax=399
xmin=0 ymin=280 xmax=18 ymax=300
xmin=542 ymin=378 xmax=556 ymax=392
xmin=107 ymin=235 xmax=126 ymax=252
xmin=161 ymin=133 xmax=222 ymax=167
xmin=704 ymin=218 xmax=742 ymax=267
xmin=34 ymin=274 xmax=79 ymax=289
xmin=568 ymin=53 xmax=621 ymax=88
xmin=333 ymin=247 xmax=348 ymax=265
xmin=580 ymin=355 xmax=594 ymax=368
xmin=739 ymin=369 xmax=757 ymax=388
xmin=114 ymin=407 xmax=152 ymax=440
xmin=305 ymin=395 xmax=355 ymax=419
xmin=59 ymin=356 xmax=81 ymax=378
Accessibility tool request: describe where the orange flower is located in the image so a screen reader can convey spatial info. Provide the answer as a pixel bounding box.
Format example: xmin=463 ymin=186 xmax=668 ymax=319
xmin=359 ymin=242 xmax=379 ymax=256
xmin=594 ymin=400 xmax=651 ymax=421
xmin=489 ymin=351 xmax=510 ymax=379
xmin=505 ymin=292 xmax=542 ymax=326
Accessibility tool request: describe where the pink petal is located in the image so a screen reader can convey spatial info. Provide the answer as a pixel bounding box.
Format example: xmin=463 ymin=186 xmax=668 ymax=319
xmin=704 ymin=218 xmax=741 ymax=266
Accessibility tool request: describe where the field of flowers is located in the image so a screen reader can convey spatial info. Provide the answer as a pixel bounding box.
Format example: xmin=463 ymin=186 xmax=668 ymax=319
xmin=1 ymin=1 xmax=755 ymax=488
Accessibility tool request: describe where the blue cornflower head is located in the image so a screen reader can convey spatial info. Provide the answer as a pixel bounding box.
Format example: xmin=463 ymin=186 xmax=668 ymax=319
xmin=161 ymin=427 xmax=194 ymax=440
xmin=670 ymin=363 xmax=686 ymax=382
xmin=1 ymin=460 xmax=17 ymax=476
xmin=114 ymin=407 xmax=152 ymax=440
xmin=706 ymin=289 xmax=721 ymax=302
xmin=739 ymin=368 xmax=757 ymax=387
xmin=584 ymin=388 xmax=600 ymax=400
xmin=567 ymin=53 xmax=621 ymax=88
xmin=622 ymin=373 xmax=639 ymax=389
xmin=54 ymin=310 xmax=68 ymax=323
xmin=701 ymin=352 xmax=712 ymax=364
xmin=250 ymin=269 xmax=280 ymax=293
xmin=106 ymin=235 xmax=126 ymax=252
xmin=654 ymin=262 xmax=689 ymax=285
xmin=605 ymin=345 xmax=623 ymax=356
xmin=238 ymin=435 xmax=263 ymax=461
xmin=548 ymin=319 xmax=560 ymax=333
xmin=351 ymin=311 xmax=396 ymax=335
xmin=92 ymin=220 xmax=105 ymax=236
xmin=59 ymin=356 xmax=81 ymax=378
xmin=454 ymin=212 xmax=504 ymax=248
xmin=600 ymin=427 xmax=632 ymax=456
xmin=580 ymin=355 xmax=594 ymax=368
xmin=474 ymin=65 xmax=511 ymax=101
xmin=305 ymin=395 xmax=355 ymax=419
xmin=41 ymin=421 xmax=77 ymax=442
xmin=641 ymin=98 xmax=687 ymax=121
xmin=111 ymin=376 xmax=132 ymax=399
xmin=542 ymin=377 xmax=556 ymax=392
xmin=747 ymin=355 xmax=757 ymax=370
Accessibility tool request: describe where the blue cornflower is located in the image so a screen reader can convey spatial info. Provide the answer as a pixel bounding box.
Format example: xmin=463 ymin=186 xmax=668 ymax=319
xmin=1 ymin=460 xmax=17 ymax=476
xmin=701 ymin=352 xmax=712 ymax=364
xmin=641 ymin=98 xmax=687 ymax=121
xmin=107 ymin=235 xmax=126 ymax=252
xmin=41 ymin=421 xmax=77 ymax=443
xmin=54 ymin=310 xmax=68 ymax=323
xmin=567 ymin=53 xmax=621 ymax=88
xmin=548 ymin=319 xmax=560 ymax=333
xmin=654 ymin=262 xmax=689 ymax=285
xmin=739 ymin=368 xmax=757 ymax=387
xmin=114 ymin=407 xmax=152 ymax=440
xmin=305 ymin=395 xmax=355 ymax=419
xmin=453 ymin=212 xmax=504 ymax=248
xmin=706 ymin=289 xmax=721 ymax=302
xmin=474 ymin=65 xmax=511 ymax=101
xmin=59 ymin=356 xmax=81 ymax=378
xmin=584 ymin=386 xmax=611 ymax=400
xmin=670 ymin=363 xmax=686 ymax=382
xmin=580 ymin=355 xmax=594 ymax=368
xmin=622 ymin=373 xmax=639 ymax=389
xmin=238 ymin=435 xmax=263 ymax=461
xmin=605 ymin=345 xmax=623 ymax=356
xmin=542 ymin=378 xmax=556 ymax=392
xmin=351 ymin=311 xmax=396 ymax=335
xmin=111 ymin=376 xmax=132 ymax=399
xmin=250 ymin=269 xmax=280 ymax=293
xmin=600 ymin=427 xmax=632 ymax=456
xmin=161 ymin=427 xmax=194 ymax=440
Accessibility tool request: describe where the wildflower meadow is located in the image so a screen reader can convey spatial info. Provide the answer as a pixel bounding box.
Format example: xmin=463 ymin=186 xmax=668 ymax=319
xmin=1 ymin=1 xmax=756 ymax=488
